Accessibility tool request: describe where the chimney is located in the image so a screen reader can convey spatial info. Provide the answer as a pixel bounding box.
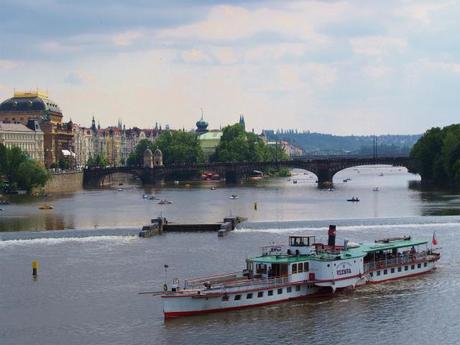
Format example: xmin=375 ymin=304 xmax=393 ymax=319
xmin=328 ymin=225 xmax=336 ymax=247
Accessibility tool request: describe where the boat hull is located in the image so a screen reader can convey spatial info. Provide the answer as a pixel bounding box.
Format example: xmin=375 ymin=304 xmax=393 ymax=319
xmin=163 ymin=283 xmax=319 ymax=318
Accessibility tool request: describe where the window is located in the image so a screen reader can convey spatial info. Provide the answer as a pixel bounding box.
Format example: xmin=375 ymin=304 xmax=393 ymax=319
xmin=287 ymin=287 xmax=292 ymax=293
xmin=377 ymin=271 xmax=381 ymax=276
xmin=417 ymin=263 xmax=421 ymax=268
xmin=257 ymin=291 xmax=263 ymax=298
xmin=370 ymin=272 xmax=373 ymax=277
xmin=405 ymin=266 xmax=409 ymax=271
xmin=277 ymin=288 xmax=283 ymax=295
xmin=222 ymin=295 xmax=229 ymax=301
xmin=391 ymin=268 xmax=395 ymax=273
xmin=383 ymin=269 xmax=388 ymax=275
xmin=268 ymin=290 xmax=273 ymax=296
xmin=292 ymin=263 xmax=297 ymax=274
xmin=304 ymin=262 xmax=309 ymax=271
xmin=296 ymin=285 xmax=301 ymax=292
xmin=235 ymin=295 xmax=241 ymax=300
xmin=246 ymin=293 xmax=253 ymax=299
xmin=398 ymin=267 xmax=402 ymax=272
xmin=411 ymin=265 xmax=415 ymax=270
xmin=298 ymin=263 xmax=303 ymax=273
xmin=424 ymin=262 xmax=427 ymax=267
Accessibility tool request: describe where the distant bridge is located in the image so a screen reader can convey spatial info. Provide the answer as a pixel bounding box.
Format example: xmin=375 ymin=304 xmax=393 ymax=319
xmin=83 ymin=155 xmax=413 ymax=187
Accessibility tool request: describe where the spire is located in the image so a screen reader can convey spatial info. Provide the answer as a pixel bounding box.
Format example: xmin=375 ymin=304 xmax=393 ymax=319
xmin=239 ymin=114 xmax=245 ymax=130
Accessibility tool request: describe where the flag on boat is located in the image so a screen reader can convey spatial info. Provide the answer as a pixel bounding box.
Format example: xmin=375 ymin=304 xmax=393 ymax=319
xmin=432 ymin=232 xmax=438 ymax=246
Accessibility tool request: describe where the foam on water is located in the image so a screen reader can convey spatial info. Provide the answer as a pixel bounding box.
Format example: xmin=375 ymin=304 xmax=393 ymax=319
xmin=0 ymin=235 xmax=137 ymax=248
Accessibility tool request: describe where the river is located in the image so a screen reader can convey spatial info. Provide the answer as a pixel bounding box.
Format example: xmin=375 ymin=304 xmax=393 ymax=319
xmin=1 ymin=166 xmax=459 ymax=345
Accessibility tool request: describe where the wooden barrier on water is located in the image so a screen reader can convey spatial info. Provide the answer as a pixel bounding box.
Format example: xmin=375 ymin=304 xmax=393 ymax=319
xmin=139 ymin=216 xmax=245 ymax=238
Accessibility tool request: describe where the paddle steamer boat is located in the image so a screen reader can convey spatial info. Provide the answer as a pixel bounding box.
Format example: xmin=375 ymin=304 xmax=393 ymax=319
xmin=161 ymin=226 xmax=440 ymax=318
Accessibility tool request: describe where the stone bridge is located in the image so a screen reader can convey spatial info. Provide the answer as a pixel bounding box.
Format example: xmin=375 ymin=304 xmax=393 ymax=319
xmin=83 ymin=156 xmax=412 ymax=187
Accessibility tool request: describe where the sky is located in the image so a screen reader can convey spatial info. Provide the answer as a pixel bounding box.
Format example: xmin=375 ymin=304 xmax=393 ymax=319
xmin=0 ymin=0 xmax=459 ymax=135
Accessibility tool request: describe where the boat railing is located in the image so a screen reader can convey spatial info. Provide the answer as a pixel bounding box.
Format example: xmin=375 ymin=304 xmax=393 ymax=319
xmin=364 ymin=252 xmax=428 ymax=272
xmin=261 ymin=244 xmax=286 ymax=256
xmin=184 ymin=271 xmax=243 ymax=289
xmin=185 ymin=275 xmax=291 ymax=291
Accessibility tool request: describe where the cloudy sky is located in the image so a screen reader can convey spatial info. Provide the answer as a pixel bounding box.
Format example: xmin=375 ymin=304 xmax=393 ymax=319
xmin=0 ymin=0 xmax=459 ymax=134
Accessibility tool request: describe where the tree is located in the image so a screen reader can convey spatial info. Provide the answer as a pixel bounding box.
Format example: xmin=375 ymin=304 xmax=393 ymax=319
xmin=127 ymin=131 xmax=205 ymax=166
xmin=410 ymin=124 xmax=460 ymax=186
xmin=0 ymin=144 xmax=49 ymax=192
xmin=87 ymin=154 xmax=109 ymax=168
xmin=211 ymin=123 xmax=289 ymax=163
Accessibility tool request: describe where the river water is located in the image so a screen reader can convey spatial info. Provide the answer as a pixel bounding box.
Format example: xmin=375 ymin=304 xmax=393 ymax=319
xmin=1 ymin=166 xmax=459 ymax=345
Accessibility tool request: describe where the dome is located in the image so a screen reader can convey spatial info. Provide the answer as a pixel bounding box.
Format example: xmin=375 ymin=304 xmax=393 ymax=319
xmin=196 ymin=118 xmax=208 ymax=130
xmin=154 ymin=148 xmax=162 ymax=156
xmin=144 ymin=148 xmax=153 ymax=156
xmin=0 ymin=95 xmax=62 ymax=114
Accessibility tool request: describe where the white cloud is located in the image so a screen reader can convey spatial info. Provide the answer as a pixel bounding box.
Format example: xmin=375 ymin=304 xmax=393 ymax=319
xmin=363 ymin=65 xmax=392 ymax=79
xmin=181 ymin=49 xmax=212 ymax=63
xmin=0 ymin=59 xmax=18 ymax=70
xmin=111 ymin=31 xmax=143 ymax=46
xmin=64 ymin=70 xmax=95 ymax=85
xmin=350 ymin=36 xmax=407 ymax=57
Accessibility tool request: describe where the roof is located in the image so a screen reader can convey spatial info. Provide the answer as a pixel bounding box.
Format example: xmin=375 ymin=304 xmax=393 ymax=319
xmin=355 ymin=239 xmax=428 ymax=253
xmin=0 ymin=122 xmax=39 ymax=132
xmin=199 ymin=131 xmax=223 ymax=140
xmin=249 ymin=238 xmax=428 ymax=264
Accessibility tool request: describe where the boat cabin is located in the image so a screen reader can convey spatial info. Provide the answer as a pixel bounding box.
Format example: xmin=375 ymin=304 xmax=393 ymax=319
xmin=361 ymin=237 xmax=429 ymax=273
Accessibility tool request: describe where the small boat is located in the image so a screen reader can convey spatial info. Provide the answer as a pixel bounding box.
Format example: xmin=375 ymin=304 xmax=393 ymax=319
xmin=379 ymin=173 xmax=384 ymax=177
xmin=160 ymin=227 xmax=440 ymax=318
xmin=293 ymin=180 xmax=298 ymax=184
xmin=373 ymin=187 xmax=379 ymax=192
xmin=117 ymin=188 xmax=123 ymax=191
xmin=0 ymin=200 xmax=10 ymax=205
xmin=347 ymin=197 xmax=360 ymax=202
xmin=38 ymin=204 xmax=54 ymax=210
xmin=158 ymin=199 xmax=173 ymax=205
xmin=210 ymin=187 xmax=216 ymax=190
xmin=174 ymin=180 xmax=180 ymax=185
xmin=229 ymin=195 xmax=239 ymax=199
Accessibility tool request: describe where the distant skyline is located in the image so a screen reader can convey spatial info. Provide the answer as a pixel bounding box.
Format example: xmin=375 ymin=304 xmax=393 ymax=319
xmin=1 ymin=0 xmax=459 ymax=135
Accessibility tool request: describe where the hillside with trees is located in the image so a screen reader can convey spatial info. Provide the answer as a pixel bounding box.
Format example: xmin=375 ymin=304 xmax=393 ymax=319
xmin=263 ymin=129 xmax=420 ymax=156
xmin=410 ymin=124 xmax=460 ymax=186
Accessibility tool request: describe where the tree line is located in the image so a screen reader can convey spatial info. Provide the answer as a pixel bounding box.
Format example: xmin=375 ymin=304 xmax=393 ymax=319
xmin=0 ymin=144 xmax=49 ymax=192
xmin=410 ymin=124 xmax=460 ymax=186
xmin=126 ymin=123 xmax=289 ymax=170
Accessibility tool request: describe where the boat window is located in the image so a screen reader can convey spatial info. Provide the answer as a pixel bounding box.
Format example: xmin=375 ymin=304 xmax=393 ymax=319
xmin=277 ymin=288 xmax=283 ymax=295
xmin=370 ymin=272 xmax=373 ymax=277
xmin=304 ymin=262 xmax=309 ymax=271
xmin=292 ymin=263 xmax=297 ymax=274
xmin=257 ymin=291 xmax=263 ymax=298
xmin=268 ymin=290 xmax=273 ymax=296
xmin=298 ymin=263 xmax=303 ymax=273
xmin=391 ymin=268 xmax=395 ymax=273
xmin=377 ymin=271 xmax=381 ymax=276
xmin=411 ymin=265 xmax=415 ymax=270
xmin=405 ymin=266 xmax=409 ymax=271
xmin=424 ymin=263 xmax=427 ymax=267
xmin=296 ymin=285 xmax=300 ymax=292
xmin=235 ymin=295 xmax=241 ymax=300
xmin=384 ymin=269 xmax=388 ymax=275
xmin=246 ymin=293 xmax=253 ymax=299
xmin=222 ymin=295 xmax=229 ymax=301
xmin=417 ymin=263 xmax=421 ymax=268
xmin=287 ymin=287 xmax=292 ymax=293
xmin=398 ymin=267 xmax=402 ymax=272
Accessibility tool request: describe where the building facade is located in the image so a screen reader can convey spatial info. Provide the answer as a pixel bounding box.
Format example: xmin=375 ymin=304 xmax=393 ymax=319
xmin=0 ymin=90 xmax=74 ymax=168
xmin=0 ymin=121 xmax=44 ymax=164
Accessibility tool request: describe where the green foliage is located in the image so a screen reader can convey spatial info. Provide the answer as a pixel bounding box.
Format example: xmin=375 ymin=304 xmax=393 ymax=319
xmin=127 ymin=132 xmax=204 ymax=166
xmin=0 ymin=143 xmax=49 ymax=192
xmin=410 ymin=124 xmax=460 ymax=186
xmin=87 ymin=154 xmax=109 ymax=168
xmin=211 ymin=124 xmax=289 ymax=163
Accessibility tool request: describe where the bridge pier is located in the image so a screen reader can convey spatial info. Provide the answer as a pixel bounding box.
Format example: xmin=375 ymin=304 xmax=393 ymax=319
xmin=316 ymin=168 xmax=334 ymax=187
